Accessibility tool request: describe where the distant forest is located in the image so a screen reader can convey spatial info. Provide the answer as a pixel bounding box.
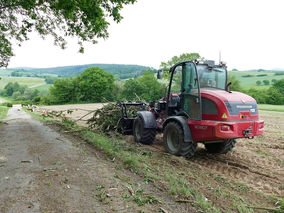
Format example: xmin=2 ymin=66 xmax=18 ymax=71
xmin=4 ymin=64 xmax=155 ymax=79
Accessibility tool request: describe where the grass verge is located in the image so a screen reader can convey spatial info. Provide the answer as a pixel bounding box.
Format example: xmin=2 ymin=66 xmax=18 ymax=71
xmin=0 ymin=106 xmax=9 ymax=119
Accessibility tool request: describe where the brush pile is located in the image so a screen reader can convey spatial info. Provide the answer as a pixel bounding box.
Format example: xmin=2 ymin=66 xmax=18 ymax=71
xmin=87 ymin=102 xmax=147 ymax=133
xmin=26 ymin=105 xmax=74 ymax=118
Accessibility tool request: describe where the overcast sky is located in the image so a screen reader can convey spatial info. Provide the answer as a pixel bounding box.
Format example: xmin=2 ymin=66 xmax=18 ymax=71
xmin=7 ymin=0 xmax=284 ymax=70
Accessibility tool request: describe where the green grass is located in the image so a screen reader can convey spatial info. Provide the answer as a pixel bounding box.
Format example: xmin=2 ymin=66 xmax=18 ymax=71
xmin=258 ymin=104 xmax=284 ymax=112
xmin=229 ymin=71 xmax=284 ymax=90
xmin=33 ymin=83 xmax=51 ymax=92
xmin=0 ymin=106 xmax=9 ymax=119
xmin=0 ymin=77 xmax=45 ymax=89
xmin=0 ymin=96 xmax=9 ymax=102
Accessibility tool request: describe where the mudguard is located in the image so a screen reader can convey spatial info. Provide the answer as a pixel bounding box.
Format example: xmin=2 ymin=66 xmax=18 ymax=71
xmin=137 ymin=111 xmax=157 ymax=129
xmin=163 ymin=116 xmax=193 ymax=142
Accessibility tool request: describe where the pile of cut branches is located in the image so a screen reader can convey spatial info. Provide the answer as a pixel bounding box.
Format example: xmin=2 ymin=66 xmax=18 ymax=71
xmin=26 ymin=105 xmax=74 ymax=118
xmin=87 ymin=102 xmax=147 ymax=133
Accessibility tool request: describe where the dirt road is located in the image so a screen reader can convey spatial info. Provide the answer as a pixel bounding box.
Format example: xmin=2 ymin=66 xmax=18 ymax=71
xmin=0 ymin=105 xmax=192 ymax=213
xmin=28 ymin=83 xmax=46 ymax=89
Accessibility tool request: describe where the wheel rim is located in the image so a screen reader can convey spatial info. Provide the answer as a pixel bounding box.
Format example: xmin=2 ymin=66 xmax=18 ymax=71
xmin=166 ymin=128 xmax=180 ymax=152
xmin=134 ymin=119 xmax=142 ymax=141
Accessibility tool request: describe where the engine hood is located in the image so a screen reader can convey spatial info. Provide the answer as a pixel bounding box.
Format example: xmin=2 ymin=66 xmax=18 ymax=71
xmin=201 ymin=89 xmax=256 ymax=103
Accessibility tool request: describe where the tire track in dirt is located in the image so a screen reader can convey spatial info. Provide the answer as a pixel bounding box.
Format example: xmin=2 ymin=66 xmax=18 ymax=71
xmin=192 ymin=150 xmax=284 ymax=197
xmin=145 ymin=140 xmax=284 ymax=196
xmin=138 ymin=134 xmax=284 ymax=196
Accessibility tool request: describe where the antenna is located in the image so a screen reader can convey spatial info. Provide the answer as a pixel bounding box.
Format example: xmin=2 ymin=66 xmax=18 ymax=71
xmin=219 ymin=50 xmax=221 ymax=65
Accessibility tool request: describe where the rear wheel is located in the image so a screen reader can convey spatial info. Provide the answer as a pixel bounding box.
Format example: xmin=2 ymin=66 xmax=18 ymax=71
xmin=163 ymin=122 xmax=196 ymax=158
xmin=205 ymin=139 xmax=236 ymax=154
xmin=133 ymin=116 xmax=156 ymax=145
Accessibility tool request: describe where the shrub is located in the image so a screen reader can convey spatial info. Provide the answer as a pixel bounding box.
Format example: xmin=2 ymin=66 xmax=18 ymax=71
xmin=32 ymin=96 xmax=41 ymax=104
xmin=263 ymin=79 xmax=270 ymax=85
xmin=242 ymin=75 xmax=254 ymax=77
xmin=49 ymin=77 xmax=79 ymax=103
xmin=228 ymin=75 xmax=241 ymax=91
xmin=266 ymin=88 xmax=284 ymax=105
xmin=245 ymin=88 xmax=267 ymax=104
xmin=78 ymin=67 xmax=115 ymax=102
xmin=274 ymin=72 xmax=284 ymax=76
xmin=121 ymin=70 xmax=165 ymax=101
xmin=49 ymin=67 xmax=115 ymax=104
xmin=44 ymin=76 xmax=57 ymax=84
xmin=39 ymin=96 xmax=53 ymax=105
xmin=272 ymin=78 xmax=284 ymax=95
xmin=1 ymin=102 xmax=13 ymax=107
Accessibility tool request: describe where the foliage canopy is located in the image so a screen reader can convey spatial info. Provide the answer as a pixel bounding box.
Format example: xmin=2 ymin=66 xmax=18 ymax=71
xmin=159 ymin=53 xmax=202 ymax=80
xmin=160 ymin=53 xmax=201 ymax=71
xmin=121 ymin=69 xmax=165 ymax=101
xmin=228 ymin=75 xmax=241 ymax=91
xmin=78 ymin=67 xmax=114 ymax=102
xmin=49 ymin=66 xmax=115 ymax=103
xmin=1 ymin=81 xmax=39 ymax=100
xmin=271 ymin=78 xmax=284 ymax=95
xmin=0 ymin=0 xmax=136 ymax=67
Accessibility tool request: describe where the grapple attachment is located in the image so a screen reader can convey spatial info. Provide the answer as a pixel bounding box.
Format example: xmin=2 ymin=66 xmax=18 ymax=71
xmin=118 ymin=102 xmax=147 ymax=135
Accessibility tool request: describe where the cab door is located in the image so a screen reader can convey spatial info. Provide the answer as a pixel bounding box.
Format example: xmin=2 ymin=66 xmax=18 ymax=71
xmin=181 ymin=62 xmax=202 ymax=120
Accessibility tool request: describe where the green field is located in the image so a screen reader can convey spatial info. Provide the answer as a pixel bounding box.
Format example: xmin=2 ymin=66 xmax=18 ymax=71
xmin=229 ymin=71 xmax=284 ymax=89
xmin=33 ymin=84 xmax=51 ymax=92
xmin=0 ymin=77 xmax=45 ymax=89
xmin=258 ymin=104 xmax=284 ymax=112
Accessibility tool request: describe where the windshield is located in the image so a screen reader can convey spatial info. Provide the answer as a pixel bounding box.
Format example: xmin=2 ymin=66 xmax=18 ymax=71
xmin=197 ymin=65 xmax=226 ymax=90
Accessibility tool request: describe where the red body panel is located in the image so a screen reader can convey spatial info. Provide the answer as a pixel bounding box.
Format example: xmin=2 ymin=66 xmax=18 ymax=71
xmin=189 ymin=120 xmax=264 ymax=141
xmin=201 ymin=89 xmax=256 ymax=102
xmin=189 ymin=89 xmax=264 ymax=142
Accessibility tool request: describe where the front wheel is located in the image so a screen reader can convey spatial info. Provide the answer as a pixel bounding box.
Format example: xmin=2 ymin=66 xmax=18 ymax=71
xmin=163 ymin=122 xmax=196 ymax=158
xmin=133 ymin=116 xmax=156 ymax=145
xmin=204 ymin=139 xmax=236 ymax=154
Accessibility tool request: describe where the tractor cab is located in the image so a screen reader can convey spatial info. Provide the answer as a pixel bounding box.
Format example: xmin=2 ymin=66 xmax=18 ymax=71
xmin=165 ymin=60 xmax=227 ymax=120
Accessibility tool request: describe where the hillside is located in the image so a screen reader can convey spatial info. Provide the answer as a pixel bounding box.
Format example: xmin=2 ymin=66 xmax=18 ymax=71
xmin=228 ymin=70 xmax=284 ymax=89
xmin=1 ymin=64 xmax=155 ymax=79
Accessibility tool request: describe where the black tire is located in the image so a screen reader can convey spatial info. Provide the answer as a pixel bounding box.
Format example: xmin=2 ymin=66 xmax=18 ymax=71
xmin=205 ymin=139 xmax=236 ymax=154
xmin=133 ymin=116 xmax=156 ymax=145
xmin=163 ymin=122 xmax=196 ymax=158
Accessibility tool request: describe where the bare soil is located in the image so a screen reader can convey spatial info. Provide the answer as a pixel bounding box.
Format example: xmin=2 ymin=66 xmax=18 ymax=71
xmin=0 ymin=105 xmax=196 ymax=213
xmin=149 ymin=110 xmax=284 ymax=197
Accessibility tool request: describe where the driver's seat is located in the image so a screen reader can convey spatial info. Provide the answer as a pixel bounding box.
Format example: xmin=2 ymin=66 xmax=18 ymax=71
xmin=168 ymin=94 xmax=181 ymax=115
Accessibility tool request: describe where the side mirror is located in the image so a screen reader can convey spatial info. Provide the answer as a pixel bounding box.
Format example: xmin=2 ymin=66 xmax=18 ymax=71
xmin=157 ymin=69 xmax=163 ymax=79
xmin=226 ymin=82 xmax=232 ymax=93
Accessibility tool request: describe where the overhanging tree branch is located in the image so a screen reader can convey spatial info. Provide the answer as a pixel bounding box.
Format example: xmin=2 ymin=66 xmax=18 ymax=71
xmin=0 ymin=0 xmax=136 ymax=67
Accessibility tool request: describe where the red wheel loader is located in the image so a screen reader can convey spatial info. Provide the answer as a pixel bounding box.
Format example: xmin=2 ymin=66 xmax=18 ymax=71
xmin=121 ymin=60 xmax=264 ymax=158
